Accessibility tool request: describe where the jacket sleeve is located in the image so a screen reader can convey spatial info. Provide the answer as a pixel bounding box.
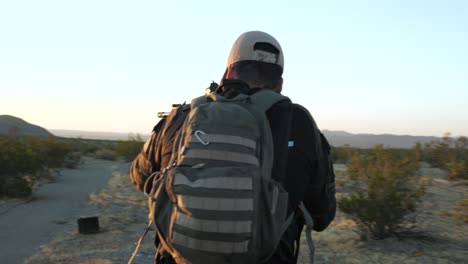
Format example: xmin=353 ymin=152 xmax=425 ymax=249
xmin=292 ymin=104 xmax=336 ymax=232
xmin=305 ymin=133 xmax=337 ymax=231
xmin=130 ymin=118 xmax=166 ymax=192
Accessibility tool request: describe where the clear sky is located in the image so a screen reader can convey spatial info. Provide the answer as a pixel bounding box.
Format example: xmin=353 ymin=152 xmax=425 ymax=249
xmin=1 ymin=0 xmax=467 ymax=136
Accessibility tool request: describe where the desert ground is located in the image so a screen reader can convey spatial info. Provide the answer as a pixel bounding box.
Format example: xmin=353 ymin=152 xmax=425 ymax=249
xmin=1 ymin=159 xmax=466 ymax=264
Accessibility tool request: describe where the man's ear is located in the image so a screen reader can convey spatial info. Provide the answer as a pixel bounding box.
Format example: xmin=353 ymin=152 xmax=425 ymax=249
xmin=274 ymin=78 xmax=283 ymax=93
xmin=226 ymin=65 xmax=235 ymax=79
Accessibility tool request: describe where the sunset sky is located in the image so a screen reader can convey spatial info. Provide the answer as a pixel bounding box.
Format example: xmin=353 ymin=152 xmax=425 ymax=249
xmin=1 ymin=0 xmax=467 ymax=136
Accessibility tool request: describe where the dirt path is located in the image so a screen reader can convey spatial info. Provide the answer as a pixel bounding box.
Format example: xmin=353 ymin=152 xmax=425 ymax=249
xmin=0 ymin=157 xmax=130 ymax=264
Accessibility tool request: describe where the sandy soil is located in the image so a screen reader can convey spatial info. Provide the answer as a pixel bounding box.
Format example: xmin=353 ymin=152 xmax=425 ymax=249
xmin=22 ymin=163 xmax=467 ymax=264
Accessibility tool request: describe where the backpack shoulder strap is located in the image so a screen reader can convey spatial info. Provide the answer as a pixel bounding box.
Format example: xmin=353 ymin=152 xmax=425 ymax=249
xmin=243 ymin=89 xmax=291 ymax=183
xmin=190 ymin=95 xmax=206 ymax=110
xmin=249 ymin=89 xmax=291 ymax=113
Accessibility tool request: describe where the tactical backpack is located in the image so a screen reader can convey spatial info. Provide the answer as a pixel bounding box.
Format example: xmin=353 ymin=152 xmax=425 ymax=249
xmin=146 ymin=89 xmax=295 ymax=264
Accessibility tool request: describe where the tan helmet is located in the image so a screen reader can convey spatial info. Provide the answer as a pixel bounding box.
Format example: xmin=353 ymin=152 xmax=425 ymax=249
xmin=226 ymin=31 xmax=284 ymax=69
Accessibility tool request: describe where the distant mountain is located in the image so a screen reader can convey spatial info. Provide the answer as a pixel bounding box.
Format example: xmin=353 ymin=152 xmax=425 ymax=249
xmin=322 ymin=130 xmax=439 ymax=149
xmin=51 ymin=127 xmax=439 ymax=149
xmin=0 ymin=115 xmax=54 ymax=137
xmin=50 ymin=129 xmax=149 ymax=141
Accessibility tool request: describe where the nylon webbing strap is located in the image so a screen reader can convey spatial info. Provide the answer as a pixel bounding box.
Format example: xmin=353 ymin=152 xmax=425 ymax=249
xmin=189 ymin=134 xmax=256 ymax=150
xmin=190 ymin=95 xmax=206 ymax=110
xmin=299 ymin=202 xmax=315 ymax=264
xmin=183 ymin=149 xmax=259 ymax=166
xmin=249 ymin=89 xmax=291 ymax=113
xmin=175 ymin=212 xmax=252 ymax=233
xmin=177 ymin=195 xmax=254 ymax=211
xmin=174 ymin=173 xmax=253 ymax=190
xmin=172 ymin=231 xmax=250 ymax=254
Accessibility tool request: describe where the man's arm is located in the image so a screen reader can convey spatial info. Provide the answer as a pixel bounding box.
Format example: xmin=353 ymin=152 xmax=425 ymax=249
xmin=304 ymin=132 xmax=336 ymax=231
xmin=290 ymin=104 xmax=336 ymax=232
xmin=130 ymin=104 xmax=191 ymax=192
xmin=130 ymin=118 xmax=166 ymax=192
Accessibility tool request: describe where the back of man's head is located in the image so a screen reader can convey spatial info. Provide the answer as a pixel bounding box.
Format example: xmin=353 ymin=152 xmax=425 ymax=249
xmin=225 ymin=31 xmax=284 ymax=89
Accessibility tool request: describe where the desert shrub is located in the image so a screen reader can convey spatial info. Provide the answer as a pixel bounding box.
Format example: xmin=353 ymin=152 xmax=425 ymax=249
xmin=0 ymin=136 xmax=42 ymax=197
xmin=331 ymin=144 xmax=355 ymax=163
xmin=451 ymin=197 xmax=468 ymax=224
xmin=331 ymin=145 xmax=413 ymax=164
xmin=421 ymin=134 xmax=468 ymax=180
xmin=64 ymin=151 xmax=83 ymax=168
xmin=95 ymin=149 xmax=119 ymax=161
xmin=0 ymin=137 xmax=43 ymax=176
xmin=25 ymin=136 xmax=74 ymax=169
xmin=444 ymin=160 xmax=468 ymax=180
xmin=67 ymin=138 xmax=111 ymax=155
xmin=114 ymin=134 xmax=144 ymax=161
xmin=338 ymin=145 xmax=425 ymax=239
xmin=440 ymin=196 xmax=468 ymax=225
xmin=0 ymin=134 xmax=82 ymax=197
xmin=0 ymin=176 xmax=33 ymax=198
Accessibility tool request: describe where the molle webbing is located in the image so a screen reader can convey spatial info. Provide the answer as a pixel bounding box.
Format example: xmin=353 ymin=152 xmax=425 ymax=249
xmin=177 ymin=195 xmax=253 ymax=211
xmin=171 ymin=171 xmax=254 ymax=255
xmin=182 ymin=149 xmax=259 ymax=166
xmin=188 ymin=134 xmax=257 ymax=150
xmin=172 ymin=232 xmax=250 ymax=253
xmin=174 ymin=212 xmax=252 ymax=233
xmin=174 ymin=173 xmax=253 ymax=190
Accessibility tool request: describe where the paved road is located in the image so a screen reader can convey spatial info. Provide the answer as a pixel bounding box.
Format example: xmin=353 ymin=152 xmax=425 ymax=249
xmin=0 ymin=158 xmax=130 ymax=264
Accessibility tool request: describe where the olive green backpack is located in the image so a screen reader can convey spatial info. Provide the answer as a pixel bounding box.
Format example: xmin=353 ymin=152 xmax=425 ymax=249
xmin=130 ymin=89 xmax=316 ymax=264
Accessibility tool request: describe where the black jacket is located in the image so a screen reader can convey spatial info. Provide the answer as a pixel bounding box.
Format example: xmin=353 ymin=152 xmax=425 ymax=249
xmin=130 ymin=80 xmax=336 ymax=263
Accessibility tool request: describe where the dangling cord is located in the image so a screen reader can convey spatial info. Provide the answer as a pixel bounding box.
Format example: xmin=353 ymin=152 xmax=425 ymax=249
xmin=128 ymin=219 xmax=153 ymax=264
xmin=299 ymin=202 xmax=315 ymax=264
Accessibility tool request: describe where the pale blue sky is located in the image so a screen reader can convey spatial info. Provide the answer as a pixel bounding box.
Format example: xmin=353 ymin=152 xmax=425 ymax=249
xmin=1 ymin=0 xmax=467 ymax=136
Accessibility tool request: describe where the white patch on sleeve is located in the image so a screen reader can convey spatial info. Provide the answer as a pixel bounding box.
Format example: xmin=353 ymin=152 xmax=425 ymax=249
xmin=288 ymin=141 xmax=295 ymax=147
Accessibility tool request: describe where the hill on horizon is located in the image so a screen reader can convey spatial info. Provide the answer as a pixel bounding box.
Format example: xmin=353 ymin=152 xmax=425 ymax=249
xmin=0 ymin=115 xmax=54 ymax=137
xmin=322 ymin=130 xmax=439 ymax=149
xmin=50 ymin=128 xmax=441 ymax=149
xmin=50 ymin=129 xmax=146 ymax=141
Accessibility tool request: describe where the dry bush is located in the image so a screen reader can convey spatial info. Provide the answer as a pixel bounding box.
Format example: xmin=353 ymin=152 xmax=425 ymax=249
xmin=64 ymin=151 xmax=82 ymax=168
xmin=94 ymin=149 xmax=119 ymax=161
xmin=421 ymin=134 xmax=468 ymax=180
xmin=440 ymin=196 xmax=468 ymax=225
xmin=444 ymin=160 xmax=468 ymax=180
xmin=338 ymin=145 xmax=425 ymax=239
xmin=114 ymin=134 xmax=144 ymax=161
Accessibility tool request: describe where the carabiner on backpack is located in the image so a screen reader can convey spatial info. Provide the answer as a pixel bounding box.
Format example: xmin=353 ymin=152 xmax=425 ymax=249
xmin=194 ymin=130 xmax=210 ymax=145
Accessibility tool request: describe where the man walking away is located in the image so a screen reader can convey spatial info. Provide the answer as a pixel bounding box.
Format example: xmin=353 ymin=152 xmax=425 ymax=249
xmin=130 ymin=31 xmax=336 ymax=264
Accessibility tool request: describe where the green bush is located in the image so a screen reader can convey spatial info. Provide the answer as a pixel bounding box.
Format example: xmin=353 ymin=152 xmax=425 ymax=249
xmin=338 ymin=145 xmax=425 ymax=239
xmin=0 ymin=176 xmax=33 ymax=198
xmin=331 ymin=144 xmax=355 ymax=163
xmin=25 ymin=136 xmax=75 ymax=169
xmin=452 ymin=197 xmax=468 ymax=224
xmin=441 ymin=196 xmax=468 ymax=225
xmin=0 ymin=136 xmax=43 ymax=176
xmin=95 ymin=149 xmax=119 ymax=161
xmin=445 ymin=160 xmax=468 ymax=180
xmin=420 ymin=134 xmax=468 ymax=180
xmin=64 ymin=151 xmax=82 ymax=169
xmin=0 ymin=136 xmax=40 ymax=198
xmin=115 ymin=134 xmax=144 ymax=161
xmin=0 ymin=134 xmax=80 ymax=198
